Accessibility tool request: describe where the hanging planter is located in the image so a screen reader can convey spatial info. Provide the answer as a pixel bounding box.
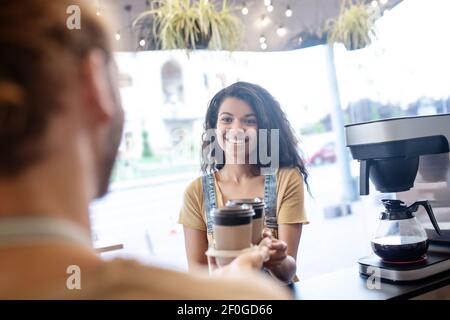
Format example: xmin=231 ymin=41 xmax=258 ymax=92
xmin=134 ymin=0 xmax=244 ymax=51
xmin=326 ymin=0 xmax=379 ymax=51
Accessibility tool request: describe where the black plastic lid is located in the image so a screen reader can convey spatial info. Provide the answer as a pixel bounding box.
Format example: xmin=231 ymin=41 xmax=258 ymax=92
xmin=380 ymin=199 xmax=413 ymax=220
xmin=211 ymin=205 xmax=255 ymax=226
xmin=226 ymin=198 xmax=264 ymax=218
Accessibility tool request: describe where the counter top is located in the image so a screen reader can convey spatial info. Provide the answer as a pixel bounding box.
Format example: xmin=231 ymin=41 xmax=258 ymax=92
xmin=291 ymin=265 xmax=450 ymax=300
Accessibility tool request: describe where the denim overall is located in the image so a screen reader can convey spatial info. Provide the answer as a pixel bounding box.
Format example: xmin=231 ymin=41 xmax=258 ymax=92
xmin=202 ymin=170 xmax=299 ymax=283
xmin=201 ymin=171 xmax=278 ymax=242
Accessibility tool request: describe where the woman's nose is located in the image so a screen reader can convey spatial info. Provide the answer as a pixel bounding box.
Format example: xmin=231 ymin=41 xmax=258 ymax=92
xmin=229 ymin=124 xmax=246 ymax=135
xmin=230 ymin=120 xmax=246 ymax=130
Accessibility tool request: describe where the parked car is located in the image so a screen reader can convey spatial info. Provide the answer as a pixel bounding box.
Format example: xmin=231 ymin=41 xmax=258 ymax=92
xmin=307 ymin=142 xmax=336 ymax=166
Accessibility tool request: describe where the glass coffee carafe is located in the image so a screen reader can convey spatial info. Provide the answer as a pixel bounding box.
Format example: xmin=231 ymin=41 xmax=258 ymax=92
xmin=372 ymin=199 xmax=442 ymax=262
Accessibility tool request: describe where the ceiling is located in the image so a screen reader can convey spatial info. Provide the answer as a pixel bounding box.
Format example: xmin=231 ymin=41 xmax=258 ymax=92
xmin=97 ymin=0 xmax=403 ymax=52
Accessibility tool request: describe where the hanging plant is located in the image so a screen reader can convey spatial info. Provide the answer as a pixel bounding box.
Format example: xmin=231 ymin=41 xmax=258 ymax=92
xmin=327 ymin=0 xmax=379 ymax=51
xmin=133 ymin=0 xmax=244 ymax=51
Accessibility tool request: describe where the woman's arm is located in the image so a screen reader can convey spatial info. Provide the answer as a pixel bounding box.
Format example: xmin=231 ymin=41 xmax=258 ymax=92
xmin=265 ymin=168 xmax=306 ymax=282
xmin=264 ymin=223 xmax=302 ymax=283
xmin=183 ymin=226 xmax=209 ymax=270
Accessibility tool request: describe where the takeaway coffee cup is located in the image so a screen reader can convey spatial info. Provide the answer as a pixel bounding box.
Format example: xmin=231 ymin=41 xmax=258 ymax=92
xmin=211 ymin=204 xmax=254 ymax=267
xmin=227 ymin=198 xmax=265 ymax=245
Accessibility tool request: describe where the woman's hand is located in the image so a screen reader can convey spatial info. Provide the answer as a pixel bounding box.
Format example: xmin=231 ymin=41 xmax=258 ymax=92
xmin=260 ymin=228 xmax=296 ymax=283
xmin=261 ymin=229 xmax=288 ymax=268
xmin=265 ymin=239 xmax=288 ymax=267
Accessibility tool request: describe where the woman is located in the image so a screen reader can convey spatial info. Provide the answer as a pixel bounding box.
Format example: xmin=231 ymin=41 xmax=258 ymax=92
xmin=178 ymin=81 xmax=309 ymax=283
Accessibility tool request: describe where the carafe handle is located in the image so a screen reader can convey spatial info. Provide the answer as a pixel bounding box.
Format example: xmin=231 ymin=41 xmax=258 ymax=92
xmin=409 ymin=201 xmax=442 ymax=235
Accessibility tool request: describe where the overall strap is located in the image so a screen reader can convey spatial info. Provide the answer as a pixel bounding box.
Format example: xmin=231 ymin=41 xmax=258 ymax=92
xmin=201 ymin=173 xmax=217 ymax=235
xmin=263 ymin=172 xmax=278 ymax=231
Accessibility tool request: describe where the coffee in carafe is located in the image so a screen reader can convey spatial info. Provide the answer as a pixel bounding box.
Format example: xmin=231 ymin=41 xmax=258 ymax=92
xmin=372 ymin=199 xmax=441 ymax=262
xmin=371 ymin=236 xmax=429 ymax=262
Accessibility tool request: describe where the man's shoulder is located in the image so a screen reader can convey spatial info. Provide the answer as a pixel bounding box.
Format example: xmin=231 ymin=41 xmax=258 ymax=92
xmin=89 ymin=258 xmax=291 ymax=300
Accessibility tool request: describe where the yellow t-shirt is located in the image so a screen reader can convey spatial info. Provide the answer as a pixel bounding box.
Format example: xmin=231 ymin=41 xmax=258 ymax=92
xmin=178 ymin=167 xmax=309 ymax=238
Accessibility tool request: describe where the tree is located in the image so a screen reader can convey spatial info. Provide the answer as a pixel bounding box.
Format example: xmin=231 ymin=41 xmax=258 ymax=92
xmin=142 ymin=130 xmax=153 ymax=159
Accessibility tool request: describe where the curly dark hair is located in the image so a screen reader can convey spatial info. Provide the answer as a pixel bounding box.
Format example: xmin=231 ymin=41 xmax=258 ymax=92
xmin=201 ymin=81 xmax=309 ymax=190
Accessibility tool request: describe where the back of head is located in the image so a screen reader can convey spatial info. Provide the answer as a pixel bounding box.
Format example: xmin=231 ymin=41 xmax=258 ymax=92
xmin=0 ymin=0 xmax=112 ymax=176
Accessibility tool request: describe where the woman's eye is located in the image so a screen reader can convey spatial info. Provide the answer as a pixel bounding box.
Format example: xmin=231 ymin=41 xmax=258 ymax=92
xmin=220 ymin=117 xmax=233 ymax=123
xmin=245 ymin=118 xmax=257 ymax=125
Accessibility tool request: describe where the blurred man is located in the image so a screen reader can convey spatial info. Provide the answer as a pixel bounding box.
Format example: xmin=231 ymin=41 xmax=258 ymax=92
xmin=0 ymin=0 xmax=290 ymax=299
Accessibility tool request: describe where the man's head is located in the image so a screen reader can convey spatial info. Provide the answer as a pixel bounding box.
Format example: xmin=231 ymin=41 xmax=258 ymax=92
xmin=0 ymin=0 xmax=124 ymax=199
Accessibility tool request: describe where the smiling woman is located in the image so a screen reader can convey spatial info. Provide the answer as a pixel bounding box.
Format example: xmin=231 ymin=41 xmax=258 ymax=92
xmin=215 ymin=97 xmax=259 ymax=168
xmin=178 ymin=81 xmax=310 ymax=283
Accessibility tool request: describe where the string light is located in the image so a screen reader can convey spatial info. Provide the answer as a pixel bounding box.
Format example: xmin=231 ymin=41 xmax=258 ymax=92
xmin=95 ymin=0 xmax=101 ymax=16
xmin=371 ymin=0 xmax=378 ymax=8
xmin=298 ymin=36 xmax=303 ymax=44
xmin=241 ymin=3 xmax=248 ymax=15
xmin=264 ymin=0 xmax=271 ymax=6
xmin=115 ymin=32 xmax=121 ymax=41
xmin=259 ymin=35 xmax=266 ymax=44
xmin=276 ymin=26 xmax=287 ymax=37
xmin=285 ymin=6 xmax=292 ymax=17
xmin=267 ymin=4 xmax=274 ymax=12
xmin=260 ymin=15 xmax=270 ymax=27
xmin=261 ymin=42 xmax=267 ymax=50
xmin=139 ymin=38 xmax=146 ymax=47
xmin=380 ymin=0 xmax=388 ymax=4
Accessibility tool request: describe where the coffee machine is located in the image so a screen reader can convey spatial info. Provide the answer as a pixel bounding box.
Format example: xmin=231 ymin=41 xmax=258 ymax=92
xmin=345 ymin=113 xmax=450 ymax=282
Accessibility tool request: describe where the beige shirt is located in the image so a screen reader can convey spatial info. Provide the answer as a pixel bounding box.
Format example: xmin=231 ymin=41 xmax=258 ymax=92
xmin=31 ymin=258 xmax=292 ymax=300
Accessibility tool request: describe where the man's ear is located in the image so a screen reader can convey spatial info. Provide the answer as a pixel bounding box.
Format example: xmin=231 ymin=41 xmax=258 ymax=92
xmin=80 ymin=50 xmax=117 ymax=124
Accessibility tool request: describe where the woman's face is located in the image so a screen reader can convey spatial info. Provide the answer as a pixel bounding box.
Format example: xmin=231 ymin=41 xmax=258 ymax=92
xmin=216 ymin=97 xmax=258 ymax=164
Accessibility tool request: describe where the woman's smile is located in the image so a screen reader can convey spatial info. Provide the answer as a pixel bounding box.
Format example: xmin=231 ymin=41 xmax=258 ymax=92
xmin=224 ymin=131 xmax=250 ymax=145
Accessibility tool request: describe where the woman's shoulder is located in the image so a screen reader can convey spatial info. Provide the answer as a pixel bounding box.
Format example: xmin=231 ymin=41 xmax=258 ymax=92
xmin=276 ymin=166 xmax=304 ymax=183
xmin=184 ymin=173 xmax=216 ymax=196
xmin=184 ymin=176 xmax=203 ymax=196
